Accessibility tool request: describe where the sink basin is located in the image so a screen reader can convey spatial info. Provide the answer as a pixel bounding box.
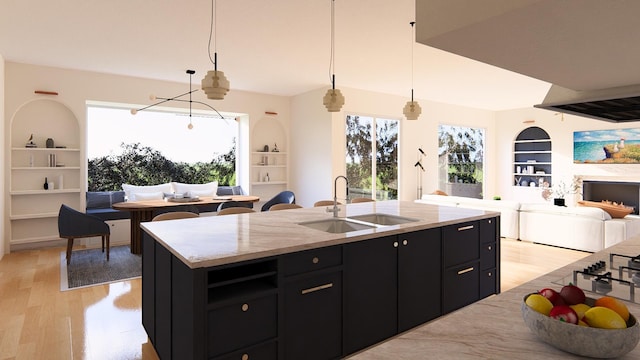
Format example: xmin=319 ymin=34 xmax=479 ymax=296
xmin=299 ymin=218 xmax=376 ymax=233
xmin=347 ymin=213 xmax=419 ymax=226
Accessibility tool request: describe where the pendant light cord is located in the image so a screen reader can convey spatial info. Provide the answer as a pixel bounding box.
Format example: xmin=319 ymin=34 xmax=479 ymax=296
xmin=410 ymin=21 xmax=415 ymax=102
xmin=328 ymin=0 xmax=336 ymax=86
xmin=207 ymin=0 xmax=217 ymax=70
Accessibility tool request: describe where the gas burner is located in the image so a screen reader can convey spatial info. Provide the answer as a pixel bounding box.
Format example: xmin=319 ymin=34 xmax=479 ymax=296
xmin=554 ymin=254 xmax=639 ymax=304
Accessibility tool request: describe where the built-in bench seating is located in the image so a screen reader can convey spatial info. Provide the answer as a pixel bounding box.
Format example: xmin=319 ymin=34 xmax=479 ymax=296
xmin=86 ymin=185 xmax=248 ymax=221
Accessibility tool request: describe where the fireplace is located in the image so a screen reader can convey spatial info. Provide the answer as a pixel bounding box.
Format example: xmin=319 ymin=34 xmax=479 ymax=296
xmin=582 ymin=180 xmax=640 ymax=215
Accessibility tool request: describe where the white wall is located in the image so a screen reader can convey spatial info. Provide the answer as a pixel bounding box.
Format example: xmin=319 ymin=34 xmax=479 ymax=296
xmin=290 ymin=85 xmax=496 ymax=207
xmin=0 ymin=54 xmax=5 ymax=258
xmin=495 ymin=107 xmax=640 ymax=204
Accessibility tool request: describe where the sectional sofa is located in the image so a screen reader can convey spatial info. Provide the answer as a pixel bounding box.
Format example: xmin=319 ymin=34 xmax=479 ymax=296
xmin=415 ymin=194 xmax=640 ymax=252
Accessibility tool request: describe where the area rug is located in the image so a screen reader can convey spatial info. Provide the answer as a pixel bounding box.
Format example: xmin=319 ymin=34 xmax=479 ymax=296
xmin=60 ymin=245 xmax=141 ymax=291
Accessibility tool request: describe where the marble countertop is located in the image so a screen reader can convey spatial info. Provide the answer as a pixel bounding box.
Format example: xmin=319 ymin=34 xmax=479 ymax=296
xmin=141 ymin=200 xmax=498 ymax=269
xmin=349 ymin=236 xmax=640 ymax=359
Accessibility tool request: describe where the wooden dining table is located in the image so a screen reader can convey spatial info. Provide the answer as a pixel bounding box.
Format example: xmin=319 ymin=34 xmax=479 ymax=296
xmin=112 ymin=195 xmax=259 ymax=254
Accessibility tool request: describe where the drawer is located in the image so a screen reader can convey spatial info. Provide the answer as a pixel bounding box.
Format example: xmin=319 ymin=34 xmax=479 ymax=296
xmin=208 ymin=295 xmax=277 ymax=358
xmin=281 ymin=246 xmax=342 ymax=276
xmin=443 ymin=221 xmax=479 ymax=267
xmin=480 ymin=268 xmax=497 ymax=299
xmin=480 ymin=217 xmax=498 ymax=244
xmin=480 ymin=242 xmax=496 ymax=270
xmin=443 ymin=261 xmax=480 ymax=314
xmin=214 ymin=341 xmax=277 ymax=360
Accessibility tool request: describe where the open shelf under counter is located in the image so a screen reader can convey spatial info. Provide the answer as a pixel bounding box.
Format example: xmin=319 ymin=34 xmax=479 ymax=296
xmin=10 ymin=188 xmax=81 ymax=195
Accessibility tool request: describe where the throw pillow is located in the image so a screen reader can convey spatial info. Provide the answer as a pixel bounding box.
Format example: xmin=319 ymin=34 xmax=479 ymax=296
xmin=172 ymin=181 xmax=218 ymax=197
xmin=122 ymin=183 xmax=172 ymax=201
xmin=130 ymin=191 xmax=164 ymax=201
xmin=577 ymin=200 xmax=634 ymax=218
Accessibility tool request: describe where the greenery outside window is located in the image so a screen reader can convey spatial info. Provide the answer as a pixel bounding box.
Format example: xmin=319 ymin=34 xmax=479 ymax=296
xmin=87 ymin=105 xmax=238 ymax=191
xmin=438 ymin=124 xmax=484 ymax=198
xmin=346 ymin=115 xmax=399 ymax=200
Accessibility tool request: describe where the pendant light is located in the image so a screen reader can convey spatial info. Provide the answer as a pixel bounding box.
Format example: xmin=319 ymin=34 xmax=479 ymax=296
xmin=403 ymin=21 xmax=421 ymax=120
xmin=323 ymin=0 xmax=345 ymax=112
xmin=201 ymin=0 xmax=230 ymax=100
xmin=130 ymin=70 xmax=225 ymax=129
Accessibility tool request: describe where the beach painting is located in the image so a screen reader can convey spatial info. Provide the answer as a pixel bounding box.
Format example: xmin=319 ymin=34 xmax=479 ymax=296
xmin=574 ymin=128 xmax=640 ymax=164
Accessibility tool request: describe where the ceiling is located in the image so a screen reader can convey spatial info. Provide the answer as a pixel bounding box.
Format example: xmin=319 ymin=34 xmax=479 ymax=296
xmin=4 ymin=0 xmax=632 ymax=113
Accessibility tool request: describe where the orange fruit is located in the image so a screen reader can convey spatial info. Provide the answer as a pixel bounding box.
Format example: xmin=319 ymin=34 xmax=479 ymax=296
xmin=584 ymin=306 xmax=627 ymax=329
xmin=525 ymin=293 xmax=554 ymax=316
xmin=594 ymin=296 xmax=630 ymax=322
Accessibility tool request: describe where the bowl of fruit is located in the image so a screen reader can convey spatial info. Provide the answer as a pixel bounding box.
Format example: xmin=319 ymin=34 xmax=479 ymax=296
xmin=522 ymin=284 xmax=640 ymax=358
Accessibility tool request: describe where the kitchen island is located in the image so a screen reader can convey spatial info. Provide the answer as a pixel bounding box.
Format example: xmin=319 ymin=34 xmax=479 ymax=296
xmin=141 ymin=200 xmax=500 ymax=359
xmin=351 ymin=235 xmax=640 ymax=359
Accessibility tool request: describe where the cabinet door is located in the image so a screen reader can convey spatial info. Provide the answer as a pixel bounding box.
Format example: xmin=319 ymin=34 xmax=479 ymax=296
xmin=283 ymin=271 xmax=342 ymax=360
xmin=443 ymin=260 xmax=480 ymax=314
xmin=344 ymin=235 xmax=398 ymax=355
xmin=398 ymin=228 xmax=441 ymax=332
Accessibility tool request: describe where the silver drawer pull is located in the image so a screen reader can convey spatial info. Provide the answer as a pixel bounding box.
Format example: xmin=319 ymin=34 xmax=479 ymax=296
xmin=457 ymin=267 xmax=474 ymax=275
xmin=458 ymin=225 xmax=474 ymax=231
xmin=301 ymin=283 xmax=333 ymax=295
xmin=487 ymin=245 xmax=492 ymax=251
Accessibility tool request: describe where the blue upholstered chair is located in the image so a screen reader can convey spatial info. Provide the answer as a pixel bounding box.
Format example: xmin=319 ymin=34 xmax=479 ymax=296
xmin=58 ymin=204 xmax=111 ymax=265
xmin=261 ymin=191 xmax=296 ymax=211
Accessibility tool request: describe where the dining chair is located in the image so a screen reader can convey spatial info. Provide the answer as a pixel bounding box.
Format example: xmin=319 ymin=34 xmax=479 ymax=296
xmin=261 ymin=191 xmax=296 ymax=211
xmin=218 ymin=207 xmax=256 ymax=215
xmin=152 ymin=205 xmax=200 ymax=219
xmin=217 ymin=201 xmax=254 ymax=212
xmin=58 ymin=204 xmax=110 ymax=265
xmin=351 ymin=197 xmax=376 ymax=203
xmin=269 ymin=203 xmax=303 ymax=211
xmin=314 ymin=200 xmax=341 ymax=207
xmin=152 ymin=211 xmax=200 ymax=221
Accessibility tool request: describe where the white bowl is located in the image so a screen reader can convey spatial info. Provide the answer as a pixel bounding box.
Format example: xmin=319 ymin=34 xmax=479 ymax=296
xmin=522 ymin=293 xmax=640 ymax=358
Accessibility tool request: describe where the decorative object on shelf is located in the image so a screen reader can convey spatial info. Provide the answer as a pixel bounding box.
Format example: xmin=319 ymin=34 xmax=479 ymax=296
xmin=131 ymin=70 xmax=224 ymax=129
xmin=43 ymin=177 xmax=49 ymax=190
xmin=272 ymin=143 xmax=279 ymax=152
xmin=46 ymin=138 xmax=54 ymax=148
xmin=48 ymin=153 xmax=57 ymax=167
xmin=201 ymin=0 xmax=230 ymax=100
xmin=516 ymin=165 xmax=521 ymax=174
xmin=49 ymin=181 xmax=55 ymax=190
xmin=263 ymin=144 xmax=269 ymax=152
xmin=264 ymin=172 xmax=270 ymax=182
xmin=25 ymin=134 xmax=37 ymax=148
xmin=403 ymin=21 xmax=421 ymax=120
xmin=262 ymin=155 xmax=269 ymax=165
xmin=58 ymin=174 xmax=64 ymax=190
xmin=323 ymin=0 xmax=345 ymax=112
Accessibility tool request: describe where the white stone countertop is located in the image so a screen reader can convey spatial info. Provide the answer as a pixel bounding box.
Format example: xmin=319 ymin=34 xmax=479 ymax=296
xmin=349 ymin=236 xmax=640 ymax=359
xmin=141 ymin=200 xmax=498 ymax=269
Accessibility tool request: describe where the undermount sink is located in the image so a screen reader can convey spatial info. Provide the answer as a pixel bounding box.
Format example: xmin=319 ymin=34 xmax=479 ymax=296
xmin=347 ymin=213 xmax=419 ymax=226
xmin=298 ymin=218 xmax=376 ymax=234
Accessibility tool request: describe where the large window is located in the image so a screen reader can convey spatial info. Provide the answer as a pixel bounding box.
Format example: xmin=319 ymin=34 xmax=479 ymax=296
xmin=345 ymin=115 xmax=399 ymax=200
xmin=438 ymin=124 xmax=485 ymax=198
xmin=87 ymin=105 xmax=239 ymax=191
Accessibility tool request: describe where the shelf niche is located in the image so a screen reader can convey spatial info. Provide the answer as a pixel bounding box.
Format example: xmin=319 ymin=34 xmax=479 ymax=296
xmin=513 ymin=126 xmax=552 ymax=188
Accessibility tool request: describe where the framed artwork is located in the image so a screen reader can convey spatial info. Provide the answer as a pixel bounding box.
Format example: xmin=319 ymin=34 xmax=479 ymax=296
xmin=574 ymin=128 xmax=640 ymax=164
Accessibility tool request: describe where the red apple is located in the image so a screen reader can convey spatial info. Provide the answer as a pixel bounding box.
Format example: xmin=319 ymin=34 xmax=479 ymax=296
xmin=539 ymin=288 xmax=561 ymax=305
xmin=549 ymin=305 xmax=579 ymax=324
xmin=560 ymin=284 xmax=586 ymax=305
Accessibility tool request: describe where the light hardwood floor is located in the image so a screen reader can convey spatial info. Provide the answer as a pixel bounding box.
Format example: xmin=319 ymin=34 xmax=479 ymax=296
xmin=0 ymin=239 xmax=590 ymax=359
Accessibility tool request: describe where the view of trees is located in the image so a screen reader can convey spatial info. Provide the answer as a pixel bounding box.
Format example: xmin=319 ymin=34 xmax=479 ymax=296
xmin=438 ymin=125 xmax=484 ymax=184
xmin=88 ymin=142 xmax=236 ymax=191
xmin=346 ymin=115 xmax=398 ymax=200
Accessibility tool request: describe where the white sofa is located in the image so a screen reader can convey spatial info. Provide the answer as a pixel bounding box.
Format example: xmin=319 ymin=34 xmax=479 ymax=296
xmin=517 ymin=203 xmax=640 ymax=252
xmin=415 ymin=195 xmax=640 ymax=252
xmin=415 ymin=195 xmax=520 ymax=239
